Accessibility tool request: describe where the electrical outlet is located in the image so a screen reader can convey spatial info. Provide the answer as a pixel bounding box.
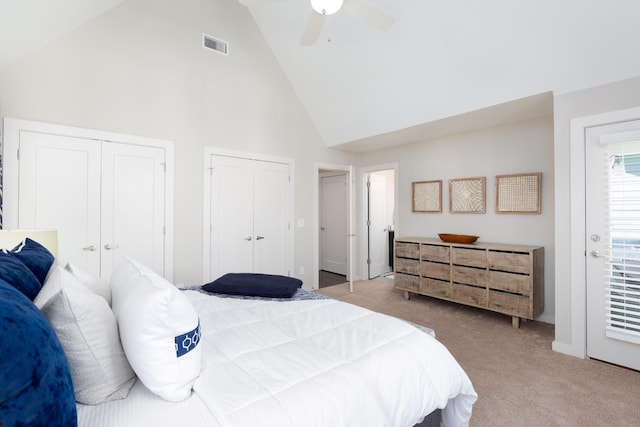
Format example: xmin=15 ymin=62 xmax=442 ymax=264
xmin=299 ymin=266 xmax=305 ymax=275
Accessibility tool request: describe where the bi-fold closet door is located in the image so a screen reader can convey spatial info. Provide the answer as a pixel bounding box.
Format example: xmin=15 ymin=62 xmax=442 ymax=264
xmin=206 ymin=154 xmax=292 ymax=282
xmin=17 ymin=131 xmax=167 ymax=279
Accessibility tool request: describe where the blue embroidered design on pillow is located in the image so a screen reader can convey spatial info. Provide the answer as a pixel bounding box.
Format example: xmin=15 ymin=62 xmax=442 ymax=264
xmin=174 ymin=321 xmax=201 ymax=358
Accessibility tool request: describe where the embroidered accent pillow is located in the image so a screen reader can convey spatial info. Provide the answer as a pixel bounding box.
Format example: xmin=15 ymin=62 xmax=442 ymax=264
xmin=111 ymin=257 xmax=202 ymax=402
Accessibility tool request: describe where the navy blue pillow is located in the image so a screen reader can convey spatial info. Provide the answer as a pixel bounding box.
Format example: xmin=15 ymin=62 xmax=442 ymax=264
xmin=202 ymin=273 xmax=303 ymax=298
xmin=11 ymin=237 xmax=55 ymax=285
xmin=0 ymin=250 xmax=43 ymax=300
xmin=0 ymin=280 xmax=77 ymax=427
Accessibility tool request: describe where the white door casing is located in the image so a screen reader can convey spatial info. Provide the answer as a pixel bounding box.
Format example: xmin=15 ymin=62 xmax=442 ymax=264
xmin=585 ymin=119 xmax=640 ymax=371
xmin=320 ymin=174 xmax=347 ymax=275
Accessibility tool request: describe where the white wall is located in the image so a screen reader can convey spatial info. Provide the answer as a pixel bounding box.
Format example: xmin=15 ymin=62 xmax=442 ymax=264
xmin=0 ymin=0 xmax=354 ymax=286
xmin=356 ymin=116 xmax=555 ymax=322
xmin=553 ymin=75 xmax=640 ymax=356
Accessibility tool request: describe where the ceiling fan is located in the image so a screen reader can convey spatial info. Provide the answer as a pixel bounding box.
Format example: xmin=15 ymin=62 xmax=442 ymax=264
xmin=239 ymin=0 xmax=395 ymax=46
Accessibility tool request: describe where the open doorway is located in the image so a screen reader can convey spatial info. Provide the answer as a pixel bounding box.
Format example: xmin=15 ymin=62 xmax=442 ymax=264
xmin=319 ymin=170 xmax=348 ymax=287
xmin=315 ymin=164 xmax=353 ymax=290
xmin=362 ymin=165 xmax=398 ymax=281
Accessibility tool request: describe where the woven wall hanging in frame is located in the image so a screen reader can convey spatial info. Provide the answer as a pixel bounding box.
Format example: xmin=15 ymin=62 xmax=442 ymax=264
xmin=449 ymin=177 xmax=486 ymax=214
xmin=412 ymin=180 xmax=442 ymax=213
xmin=495 ymin=172 xmax=541 ymax=214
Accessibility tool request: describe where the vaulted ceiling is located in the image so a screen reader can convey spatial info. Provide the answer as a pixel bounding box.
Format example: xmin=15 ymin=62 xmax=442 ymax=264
xmin=2 ymin=0 xmax=640 ymax=151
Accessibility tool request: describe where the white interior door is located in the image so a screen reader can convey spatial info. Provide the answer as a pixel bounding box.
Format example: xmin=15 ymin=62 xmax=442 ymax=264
xmin=586 ymin=119 xmax=640 ymax=371
xmin=368 ymin=172 xmax=388 ymax=279
xmin=207 ymin=155 xmax=292 ymax=281
xmin=252 ymin=160 xmax=291 ymax=275
xmin=18 ymin=132 xmax=101 ymax=276
xmin=208 ymin=155 xmax=254 ymax=279
xmin=5 ymin=118 xmax=174 ymax=281
xmin=320 ymin=174 xmax=347 ymax=275
xmin=101 ymin=142 xmax=166 ymax=278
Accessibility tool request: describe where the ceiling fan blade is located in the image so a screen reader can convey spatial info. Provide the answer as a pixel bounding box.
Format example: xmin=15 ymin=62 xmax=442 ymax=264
xmin=343 ymin=0 xmax=394 ymax=31
xmin=301 ymin=12 xmax=325 ymax=46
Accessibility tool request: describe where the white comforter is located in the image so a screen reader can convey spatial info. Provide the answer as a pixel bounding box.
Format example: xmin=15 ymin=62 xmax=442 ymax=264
xmin=78 ymin=291 xmax=476 ymax=427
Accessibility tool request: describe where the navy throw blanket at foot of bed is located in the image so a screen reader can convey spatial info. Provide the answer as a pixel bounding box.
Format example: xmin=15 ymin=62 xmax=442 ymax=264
xmin=202 ymin=273 xmax=303 ymax=299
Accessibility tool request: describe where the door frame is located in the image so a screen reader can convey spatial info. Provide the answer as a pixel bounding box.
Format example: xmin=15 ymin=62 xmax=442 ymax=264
xmin=203 ymin=147 xmax=295 ymax=283
xmin=360 ymin=163 xmax=399 ymax=282
xmin=313 ymin=162 xmax=353 ymax=291
xmin=2 ymin=117 xmax=175 ymax=280
xmin=562 ymin=106 xmax=640 ymax=358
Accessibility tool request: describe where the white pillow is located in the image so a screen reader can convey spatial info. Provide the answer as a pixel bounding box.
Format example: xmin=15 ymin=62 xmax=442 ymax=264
xmin=34 ymin=266 xmax=136 ymax=404
xmin=110 ymin=256 xmax=202 ymax=402
xmin=65 ymin=262 xmax=112 ymax=305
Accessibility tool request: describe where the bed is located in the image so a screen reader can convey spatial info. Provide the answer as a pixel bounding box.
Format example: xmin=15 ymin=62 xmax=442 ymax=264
xmin=0 ymin=240 xmax=477 ymax=427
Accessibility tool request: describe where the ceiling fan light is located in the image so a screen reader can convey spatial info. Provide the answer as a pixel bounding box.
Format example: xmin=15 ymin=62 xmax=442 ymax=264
xmin=310 ymin=0 xmax=344 ymax=15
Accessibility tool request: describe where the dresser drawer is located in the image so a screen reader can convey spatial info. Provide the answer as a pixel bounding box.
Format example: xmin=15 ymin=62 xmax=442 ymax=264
xmin=452 ymin=265 xmax=486 ymax=287
xmin=420 ymin=277 xmax=450 ymax=298
xmin=452 ymin=247 xmax=486 ymax=268
xmin=489 ymin=290 xmax=532 ymax=318
xmin=489 ymin=271 xmax=532 ymax=295
xmin=421 ymin=244 xmax=450 ymax=263
xmin=395 ymin=273 xmax=419 ymax=292
xmin=395 ymin=258 xmax=419 ymax=275
xmin=488 ymin=251 xmax=531 ymax=274
xmin=396 ymin=242 xmax=419 ymax=259
xmin=420 ymin=261 xmax=450 ymax=281
xmin=453 ymin=283 xmax=487 ymax=307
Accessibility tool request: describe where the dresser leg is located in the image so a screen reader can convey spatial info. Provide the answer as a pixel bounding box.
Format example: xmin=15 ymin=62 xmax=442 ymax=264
xmin=403 ymin=291 xmax=411 ymax=300
xmin=512 ymin=316 xmax=520 ymax=328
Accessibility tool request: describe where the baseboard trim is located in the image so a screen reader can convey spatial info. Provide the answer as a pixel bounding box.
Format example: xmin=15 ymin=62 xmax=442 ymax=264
xmin=552 ymin=340 xmax=585 ymax=359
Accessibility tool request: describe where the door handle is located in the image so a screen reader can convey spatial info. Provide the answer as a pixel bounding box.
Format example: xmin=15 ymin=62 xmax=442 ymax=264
xmin=104 ymin=244 xmax=119 ymax=250
xmin=256 ymin=235 xmax=265 ymax=240
xmin=590 ymin=250 xmax=608 ymax=259
xmin=243 ymin=236 xmax=252 ymax=241
xmin=82 ymin=245 xmax=97 ymax=251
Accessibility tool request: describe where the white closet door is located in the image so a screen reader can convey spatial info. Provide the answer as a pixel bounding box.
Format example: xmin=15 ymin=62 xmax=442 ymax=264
xmin=252 ymin=160 xmax=291 ymax=275
xmin=209 ymin=155 xmax=254 ymax=279
xmin=101 ymin=142 xmax=166 ymax=278
xmin=18 ymin=132 xmax=101 ymax=275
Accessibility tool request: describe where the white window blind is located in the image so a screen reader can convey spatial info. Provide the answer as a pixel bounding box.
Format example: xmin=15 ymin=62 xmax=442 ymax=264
xmin=605 ymin=141 xmax=640 ymax=344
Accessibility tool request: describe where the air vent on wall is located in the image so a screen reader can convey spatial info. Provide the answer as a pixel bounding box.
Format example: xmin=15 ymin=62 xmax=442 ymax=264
xmin=203 ymin=33 xmax=229 ymax=56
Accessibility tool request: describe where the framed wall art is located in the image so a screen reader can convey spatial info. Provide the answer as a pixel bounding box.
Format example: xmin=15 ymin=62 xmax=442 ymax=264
xmin=496 ymin=172 xmax=542 ymax=214
xmin=449 ymin=177 xmax=486 ymax=214
xmin=412 ymin=180 xmax=442 ymax=213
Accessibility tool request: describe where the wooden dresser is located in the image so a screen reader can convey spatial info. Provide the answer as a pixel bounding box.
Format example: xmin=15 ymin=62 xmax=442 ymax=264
xmin=394 ymin=237 xmax=544 ymax=328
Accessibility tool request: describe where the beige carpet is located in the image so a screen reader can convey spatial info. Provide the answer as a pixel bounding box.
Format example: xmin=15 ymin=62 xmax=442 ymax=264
xmin=316 ymin=279 xmax=640 ymax=427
